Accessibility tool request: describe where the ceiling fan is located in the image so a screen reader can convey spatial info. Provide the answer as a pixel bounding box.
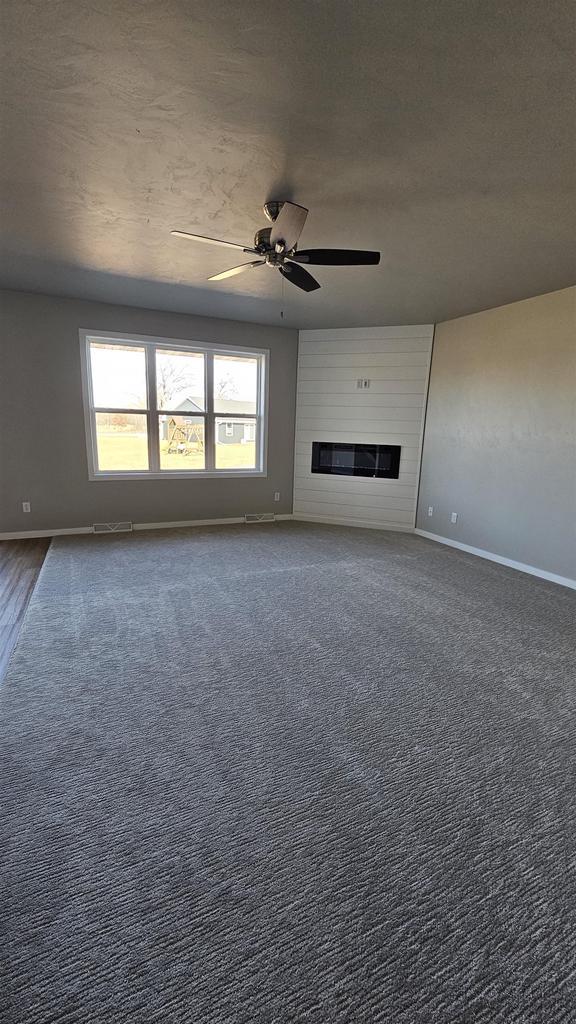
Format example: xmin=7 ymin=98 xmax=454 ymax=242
xmin=171 ymin=201 xmax=380 ymax=292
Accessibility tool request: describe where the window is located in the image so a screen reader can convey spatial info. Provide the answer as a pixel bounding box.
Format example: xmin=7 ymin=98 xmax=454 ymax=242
xmin=80 ymin=332 xmax=268 ymax=478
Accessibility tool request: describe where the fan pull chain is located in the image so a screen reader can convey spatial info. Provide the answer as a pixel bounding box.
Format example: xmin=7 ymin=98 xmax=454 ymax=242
xmin=280 ymin=271 xmax=285 ymax=320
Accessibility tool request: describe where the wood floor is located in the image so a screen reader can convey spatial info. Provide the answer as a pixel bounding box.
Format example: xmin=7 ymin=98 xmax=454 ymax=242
xmin=0 ymin=538 xmax=50 ymax=682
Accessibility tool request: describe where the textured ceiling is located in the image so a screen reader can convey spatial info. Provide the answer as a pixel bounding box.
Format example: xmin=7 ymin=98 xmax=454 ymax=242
xmin=0 ymin=0 xmax=574 ymax=328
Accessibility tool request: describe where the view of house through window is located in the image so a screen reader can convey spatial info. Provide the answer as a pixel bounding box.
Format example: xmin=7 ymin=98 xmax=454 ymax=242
xmin=83 ymin=335 xmax=266 ymax=476
xmin=213 ymin=354 xmax=258 ymax=470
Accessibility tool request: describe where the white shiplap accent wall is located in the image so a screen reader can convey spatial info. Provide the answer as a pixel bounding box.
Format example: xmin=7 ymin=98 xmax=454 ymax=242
xmin=293 ymin=325 xmax=434 ymax=531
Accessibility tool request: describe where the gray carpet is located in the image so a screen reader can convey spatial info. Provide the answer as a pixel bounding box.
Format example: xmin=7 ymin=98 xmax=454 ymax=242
xmin=1 ymin=522 xmax=575 ymax=1024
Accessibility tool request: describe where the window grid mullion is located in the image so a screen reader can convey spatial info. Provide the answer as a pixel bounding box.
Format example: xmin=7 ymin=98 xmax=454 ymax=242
xmin=147 ymin=346 xmax=160 ymax=472
xmin=205 ymin=353 xmax=215 ymax=471
xmin=213 ymin=413 xmax=258 ymax=420
xmin=92 ymin=407 xmax=149 ymax=415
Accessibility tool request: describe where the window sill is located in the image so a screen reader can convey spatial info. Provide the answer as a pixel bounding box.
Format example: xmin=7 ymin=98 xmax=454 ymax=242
xmin=88 ymin=470 xmax=267 ymax=481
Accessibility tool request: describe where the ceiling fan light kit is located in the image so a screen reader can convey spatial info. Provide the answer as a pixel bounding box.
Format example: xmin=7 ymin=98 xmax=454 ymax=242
xmin=170 ymin=202 xmax=381 ymax=292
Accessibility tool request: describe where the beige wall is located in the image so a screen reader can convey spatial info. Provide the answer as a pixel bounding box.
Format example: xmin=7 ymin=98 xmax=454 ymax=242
xmin=0 ymin=289 xmax=298 ymax=533
xmin=417 ymin=287 xmax=576 ymax=580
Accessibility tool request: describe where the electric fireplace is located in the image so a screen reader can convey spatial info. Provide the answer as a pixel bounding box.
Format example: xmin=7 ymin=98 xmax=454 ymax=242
xmin=311 ymin=441 xmax=401 ymax=479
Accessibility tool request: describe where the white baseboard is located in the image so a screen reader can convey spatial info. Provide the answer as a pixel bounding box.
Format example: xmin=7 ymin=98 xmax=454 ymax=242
xmin=0 ymin=526 xmax=93 ymax=540
xmin=133 ymin=516 xmax=244 ymax=531
xmin=133 ymin=514 xmax=293 ymax=531
xmin=415 ymin=529 xmax=576 ymax=591
xmin=292 ymin=513 xmax=412 ymax=532
xmin=0 ymin=514 xmax=294 ymax=541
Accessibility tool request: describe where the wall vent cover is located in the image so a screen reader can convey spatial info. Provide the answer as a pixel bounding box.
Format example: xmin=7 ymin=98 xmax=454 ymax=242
xmin=93 ymin=522 xmax=133 ymax=534
xmin=245 ymin=513 xmax=275 ymax=524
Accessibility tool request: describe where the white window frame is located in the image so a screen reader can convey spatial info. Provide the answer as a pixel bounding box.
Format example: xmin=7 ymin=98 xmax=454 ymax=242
xmin=79 ymin=330 xmax=269 ymax=480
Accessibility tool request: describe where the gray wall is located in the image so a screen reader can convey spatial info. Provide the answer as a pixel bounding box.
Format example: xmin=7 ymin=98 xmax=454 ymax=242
xmin=417 ymin=287 xmax=576 ymax=580
xmin=0 ymin=289 xmax=298 ymax=532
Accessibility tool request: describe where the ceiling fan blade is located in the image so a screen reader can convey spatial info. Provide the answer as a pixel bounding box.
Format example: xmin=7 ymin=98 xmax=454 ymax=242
xmin=270 ymin=203 xmax=309 ymax=252
xmin=171 ymin=230 xmax=257 ymax=254
xmin=291 ymin=249 xmax=381 ymax=265
xmin=279 ymin=261 xmax=320 ymax=292
xmin=208 ymin=260 xmax=265 ymax=281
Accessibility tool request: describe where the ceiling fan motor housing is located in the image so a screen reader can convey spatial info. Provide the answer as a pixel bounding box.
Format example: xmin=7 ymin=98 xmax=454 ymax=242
xmin=254 ymin=226 xmax=273 ymax=253
xmin=263 ymin=201 xmax=284 ymax=223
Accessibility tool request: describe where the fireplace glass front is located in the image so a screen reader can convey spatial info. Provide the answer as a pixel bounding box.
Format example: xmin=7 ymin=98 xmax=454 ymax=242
xmin=311 ymin=442 xmax=401 ymax=479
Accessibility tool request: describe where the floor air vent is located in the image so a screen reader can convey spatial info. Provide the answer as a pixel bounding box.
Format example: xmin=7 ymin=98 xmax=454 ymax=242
xmin=92 ymin=522 xmax=133 ymax=534
xmin=244 ymin=513 xmax=276 ymax=524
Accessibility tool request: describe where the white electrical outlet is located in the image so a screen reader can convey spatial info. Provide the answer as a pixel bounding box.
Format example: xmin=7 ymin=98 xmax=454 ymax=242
xmin=450 ymin=512 xmax=458 ymax=524
xmin=22 ymin=501 xmax=31 ymax=513
xmin=427 ymin=506 xmax=434 ymax=517
xmin=274 ymin=492 xmax=280 ymax=502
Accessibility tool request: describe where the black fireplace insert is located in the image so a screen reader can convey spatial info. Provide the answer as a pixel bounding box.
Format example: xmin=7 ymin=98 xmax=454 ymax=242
xmin=311 ymin=441 xmax=401 ymax=479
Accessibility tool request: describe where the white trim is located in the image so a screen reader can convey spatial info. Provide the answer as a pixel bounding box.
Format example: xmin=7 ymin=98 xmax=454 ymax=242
xmin=415 ymin=529 xmax=576 ymax=591
xmin=87 ymin=469 xmax=267 ymax=480
xmin=259 ymin=349 xmax=270 ymax=474
xmin=79 ymin=328 xmax=270 ymax=360
xmin=132 ymin=515 xmax=293 ymax=531
xmin=0 ymin=515 xmax=294 ymax=541
xmin=0 ymin=527 xmax=94 ymax=540
xmin=79 ymin=330 xmax=269 ymax=480
xmin=292 ymin=513 xmax=412 ymax=532
xmin=133 ymin=517 xmax=243 ymax=530
xmin=79 ymin=331 xmax=98 ymax=477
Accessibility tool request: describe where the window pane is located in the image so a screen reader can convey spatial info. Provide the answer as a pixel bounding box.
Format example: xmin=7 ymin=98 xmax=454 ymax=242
xmin=90 ymin=342 xmax=147 ymax=409
xmin=214 ymin=355 xmax=258 ymax=415
xmin=159 ymin=415 xmax=205 ymax=471
xmin=95 ymin=413 xmax=148 ymax=471
xmin=156 ymin=349 xmax=205 ymax=412
xmin=215 ymin=417 xmax=257 ymax=469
